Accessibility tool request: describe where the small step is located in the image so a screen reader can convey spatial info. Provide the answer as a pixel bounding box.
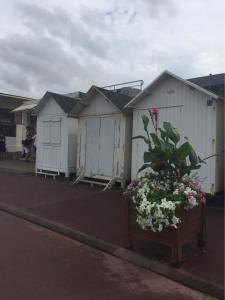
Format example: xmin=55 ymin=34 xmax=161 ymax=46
xmin=79 ymin=179 xmax=107 ymax=187
xmin=36 ymin=169 xmax=59 ymax=180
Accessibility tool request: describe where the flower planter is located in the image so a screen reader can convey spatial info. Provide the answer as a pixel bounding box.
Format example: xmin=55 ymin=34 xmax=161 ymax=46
xmin=123 ymin=197 xmax=206 ymax=267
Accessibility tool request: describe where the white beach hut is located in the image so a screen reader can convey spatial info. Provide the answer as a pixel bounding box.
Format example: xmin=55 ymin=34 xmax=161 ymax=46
xmin=71 ymin=86 xmax=134 ymax=189
xmin=125 ymin=71 xmax=224 ymax=194
xmin=34 ymin=91 xmax=83 ymax=178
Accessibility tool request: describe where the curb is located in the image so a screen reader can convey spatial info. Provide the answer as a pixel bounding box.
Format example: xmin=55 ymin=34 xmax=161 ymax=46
xmin=0 ymin=202 xmax=223 ymax=299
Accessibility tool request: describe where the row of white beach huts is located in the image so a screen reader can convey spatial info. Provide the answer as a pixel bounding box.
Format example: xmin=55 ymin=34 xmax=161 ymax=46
xmin=13 ymin=70 xmax=225 ymax=194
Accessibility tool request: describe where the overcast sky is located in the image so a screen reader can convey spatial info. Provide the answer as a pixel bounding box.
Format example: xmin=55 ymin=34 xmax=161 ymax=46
xmin=0 ymin=0 xmax=224 ymax=98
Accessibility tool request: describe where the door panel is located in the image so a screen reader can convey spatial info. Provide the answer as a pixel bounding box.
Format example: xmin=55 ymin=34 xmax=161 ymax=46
xmin=39 ymin=117 xmax=61 ymax=171
xmin=41 ymin=146 xmax=60 ymax=170
xmin=99 ymin=117 xmax=115 ymax=177
xmin=85 ymin=118 xmax=100 ymax=176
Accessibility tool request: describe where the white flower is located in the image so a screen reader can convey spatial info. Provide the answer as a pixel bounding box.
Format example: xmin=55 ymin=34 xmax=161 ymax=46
xmin=172 ymin=216 xmax=180 ymax=225
xmin=173 ymin=189 xmax=179 ymax=195
xmin=184 ymin=187 xmax=192 ymax=195
xmin=158 ymin=224 xmax=163 ymax=232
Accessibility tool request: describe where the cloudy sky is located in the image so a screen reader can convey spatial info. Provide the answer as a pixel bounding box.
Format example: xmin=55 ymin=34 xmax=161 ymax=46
xmin=0 ymin=0 xmax=224 ymax=98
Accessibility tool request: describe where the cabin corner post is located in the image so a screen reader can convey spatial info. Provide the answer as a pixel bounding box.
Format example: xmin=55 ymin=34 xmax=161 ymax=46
xmin=198 ymin=203 xmax=206 ymax=247
xmin=171 ymin=227 xmax=182 ymax=268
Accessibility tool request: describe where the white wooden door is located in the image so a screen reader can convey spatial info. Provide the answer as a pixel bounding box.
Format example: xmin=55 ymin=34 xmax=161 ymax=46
xmin=41 ymin=117 xmax=61 ymax=171
xmin=99 ymin=117 xmax=115 ymax=177
xmin=85 ymin=117 xmax=100 ymax=176
xmin=85 ymin=116 xmax=115 ymax=177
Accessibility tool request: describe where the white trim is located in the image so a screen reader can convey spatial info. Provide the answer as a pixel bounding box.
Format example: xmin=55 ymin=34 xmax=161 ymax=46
xmin=125 ymin=70 xmax=219 ymax=108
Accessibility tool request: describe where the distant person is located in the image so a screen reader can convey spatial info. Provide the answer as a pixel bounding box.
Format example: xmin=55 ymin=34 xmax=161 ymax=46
xmin=22 ymin=126 xmax=35 ymax=160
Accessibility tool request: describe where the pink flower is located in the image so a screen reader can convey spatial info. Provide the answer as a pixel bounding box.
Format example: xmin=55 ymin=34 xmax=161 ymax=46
xmin=187 ymin=194 xmax=193 ymax=200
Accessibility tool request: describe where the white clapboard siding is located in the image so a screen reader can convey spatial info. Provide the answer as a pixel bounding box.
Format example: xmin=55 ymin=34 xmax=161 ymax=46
xmin=129 ymin=73 xmax=224 ymax=194
xmin=77 ymin=91 xmax=132 ymax=186
xmin=36 ymin=97 xmax=77 ymax=177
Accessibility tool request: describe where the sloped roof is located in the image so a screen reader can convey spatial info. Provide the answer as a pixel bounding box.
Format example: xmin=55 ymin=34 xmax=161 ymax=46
xmin=33 ymin=91 xmax=82 ymax=115
xmin=188 ymin=73 xmax=224 ymax=87
xmin=11 ymin=100 xmax=39 ymax=112
xmin=96 ymin=87 xmax=132 ymax=110
xmin=125 ymin=70 xmax=220 ymax=108
xmin=70 ymin=85 xmax=132 ymax=116
xmin=0 ymin=93 xmax=35 ymax=110
xmin=64 ymin=91 xmax=86 ymax=99
xmin=188 ymin=73 xmax=224 ymax=97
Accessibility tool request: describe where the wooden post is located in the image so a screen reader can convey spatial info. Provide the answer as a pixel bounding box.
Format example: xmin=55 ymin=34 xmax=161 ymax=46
xmin=171 ymin=228 xmax=182 ymax=268
xmin=198 ymin=203 xmax=206 ymax=247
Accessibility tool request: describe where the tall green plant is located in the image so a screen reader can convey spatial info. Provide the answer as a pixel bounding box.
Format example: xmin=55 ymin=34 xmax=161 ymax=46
xmin=133 ymin=108 xmax=205 ymax=181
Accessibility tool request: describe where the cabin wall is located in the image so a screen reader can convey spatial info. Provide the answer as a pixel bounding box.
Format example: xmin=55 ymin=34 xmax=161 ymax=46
xmin=36 ymin=98 xmax=70 ymax=176
xmin=131 ymin=76 xmax=217 ymax=193
xmin=113 ymin=114 xmax=126 ymax=180
xmin=67 ymin=117 xmax=78 ymax=174
xmin=79 ymin=93 xmax=120 ymax=116
xmin=76 ymin=92 xmax=131 ymax=182
xmin=215 ymin=100 xmax=224 ymax=192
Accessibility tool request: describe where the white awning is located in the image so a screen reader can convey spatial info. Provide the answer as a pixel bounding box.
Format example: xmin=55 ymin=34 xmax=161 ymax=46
xmin=11 ymin=101 xmax=38 ymax=112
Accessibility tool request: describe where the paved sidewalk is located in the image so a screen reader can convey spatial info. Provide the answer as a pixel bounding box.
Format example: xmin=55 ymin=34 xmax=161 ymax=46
xmin=0 ymin=173 xmax=223 ymax=297
xmin=0 ymin=211 xmax=216 ymax=300
xmin=0 ymin=159 xmax=35 ymax=174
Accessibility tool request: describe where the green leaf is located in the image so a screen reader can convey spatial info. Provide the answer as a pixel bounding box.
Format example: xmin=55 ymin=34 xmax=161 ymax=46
xmin=132 ymin=135 xmax=149 ymax=144
xmin=144 ymin=151 xmax=153 ymax=163
xmin=150 ymin=133 xmax=161 ymax=147
xmin=163 ymin=122 xmax=180 ymax=144
xmin=138 ymin=163 xmax=152 ymax=173
xmin=189 ymin=146 xmax=198 ymax=166
xmin=163 ymin=122 xmax=173 ymax=132
xmin=142 ymin=115 xmax=149 ymax=131
xmin=176 ymin=142 xmax=192 ymax=164
xmin=158 ymin=128 xmax=167 ymax=141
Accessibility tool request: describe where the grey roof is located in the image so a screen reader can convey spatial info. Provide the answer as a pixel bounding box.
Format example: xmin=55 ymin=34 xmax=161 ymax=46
xmin=64 ymin=91 xmax=86 ymax=99
xmin=69 ymin=85 xmax=133 ymax=116
xmin=34 ymin=91 xmax=82 ymax=115
xmin=96 ymin=86 xmax=132 ymax=110
xmin=188 ymin=73 xmax=224 ymax=97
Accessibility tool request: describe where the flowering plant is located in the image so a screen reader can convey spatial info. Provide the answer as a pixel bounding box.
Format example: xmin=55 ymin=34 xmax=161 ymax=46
xmin=126 ymin=173 xmax=206 ymax=232
xmin=126 ymin=108 xmax=206 ymax=232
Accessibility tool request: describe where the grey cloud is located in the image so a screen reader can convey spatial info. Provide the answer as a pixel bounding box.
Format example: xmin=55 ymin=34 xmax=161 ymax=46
xmin=0 ymin=67 xmax=30 ymax=91
xmin=0 ymin=0 xmax=222 ymax=98
xmin=17 ymin=3 xmax=108 ymax=59
xmin=0 ymin=32 xmax=90 ymax=96
xmin=0 ymin=2 xmax=116 ymax=97
xmin=139 ymin=0 xmax=177 ymax=18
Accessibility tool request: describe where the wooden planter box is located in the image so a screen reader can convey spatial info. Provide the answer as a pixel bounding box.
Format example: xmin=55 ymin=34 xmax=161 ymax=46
xmin=123 ymin=197 xmax=205 ymax=267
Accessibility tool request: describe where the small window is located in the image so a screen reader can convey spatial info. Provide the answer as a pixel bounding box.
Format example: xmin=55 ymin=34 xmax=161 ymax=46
xmin=51 ymin=120 xmax=61 ymax=144
xmin=42 ymin=121 xmax=51 ymax=143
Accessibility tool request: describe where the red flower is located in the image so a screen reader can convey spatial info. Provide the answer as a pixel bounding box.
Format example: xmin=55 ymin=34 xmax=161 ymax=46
xmin=150 ymin=107 xmax=159 ymax=116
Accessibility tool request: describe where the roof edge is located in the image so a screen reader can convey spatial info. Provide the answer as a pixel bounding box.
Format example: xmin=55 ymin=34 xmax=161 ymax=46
xmin=125 ymin=70 xmax=219 ymax=108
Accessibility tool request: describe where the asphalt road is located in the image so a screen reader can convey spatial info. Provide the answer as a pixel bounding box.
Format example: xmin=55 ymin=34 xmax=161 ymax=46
xmin=0 ymin=211 xmax=214 ymax=300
